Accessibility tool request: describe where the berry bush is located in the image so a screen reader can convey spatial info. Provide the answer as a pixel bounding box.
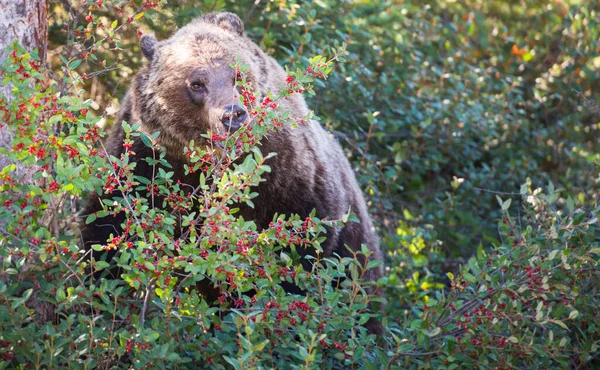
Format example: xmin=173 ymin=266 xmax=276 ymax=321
xmin=0 ymin=0 xmax=599 ymax=369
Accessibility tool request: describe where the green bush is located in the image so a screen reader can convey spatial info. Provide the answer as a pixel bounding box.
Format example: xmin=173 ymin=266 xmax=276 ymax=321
xmin=0 ymin=0 xmax=599 ymax=368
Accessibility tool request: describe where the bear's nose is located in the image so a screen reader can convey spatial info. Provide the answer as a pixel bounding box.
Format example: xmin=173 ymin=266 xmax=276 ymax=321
xmin=220 ymin=105 xmax=247 ymax=131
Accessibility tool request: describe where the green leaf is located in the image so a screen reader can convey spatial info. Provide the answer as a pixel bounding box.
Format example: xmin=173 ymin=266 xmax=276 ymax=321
xmin=69 ymin=59 xmax=82 ymax=70
xmin=223 ymin=356 xmax=240 ymax=370
xmin=140 ymin=133 xmax=153 ymax=148
xmin=85 ymin=213 xmax=97 ymax=224
xmin=165 ymin=352 xmax=181 ymax=361
xmin=366 ymin=259 xmax=383 ymax=270
xmin=12 ymin=289 xmax=33 ymax=309
xmin=462 ymin=272 xmax=477 ymax=283
xmin=252 ymin=340 xmax=269 ymax=352
xmin=520 ymin=183 xmax=529 ymax=195
xmin=94 ymin=261 xmax=110 ymax=270
xmin=2 ymin=164 xmax=16 ymax=174
xmin=566 ymin=197 xmax=575 ymax=214
xmin=547 ymin=181 xmax=555 ymax=195
xmin=496 ymin=195 xmax=503 ymax=207
xmin=551 ymin=319 xmax=569 ymax=330
xmin=426 ymin=327 xmax=441 ymax=337
xmin=568 ymin=310 xmax=579 ymax=320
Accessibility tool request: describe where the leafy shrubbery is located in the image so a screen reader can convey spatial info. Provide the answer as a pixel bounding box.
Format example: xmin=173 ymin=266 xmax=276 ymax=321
xmin=389 ymin=184 xmax=600 ymax=368
xmin=0 ymin=0 xmax=599 ymax=369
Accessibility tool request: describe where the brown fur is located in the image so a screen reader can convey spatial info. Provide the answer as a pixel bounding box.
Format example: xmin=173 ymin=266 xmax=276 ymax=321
xmin=81 ymin=12 xmax=384 ymax=334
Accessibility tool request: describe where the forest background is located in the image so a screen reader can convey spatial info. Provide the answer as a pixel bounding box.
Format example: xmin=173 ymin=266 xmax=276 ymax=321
xmin=0 ymin=0 xmax=598 ymax=368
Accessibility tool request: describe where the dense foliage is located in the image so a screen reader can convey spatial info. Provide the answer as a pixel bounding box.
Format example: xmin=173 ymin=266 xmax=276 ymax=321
xmin=0 ymin=0 xmax=598 ymax=368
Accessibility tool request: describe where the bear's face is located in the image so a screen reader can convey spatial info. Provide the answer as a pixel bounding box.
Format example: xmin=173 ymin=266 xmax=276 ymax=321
xmin=134 ymin=13 xmax=262 ymax=152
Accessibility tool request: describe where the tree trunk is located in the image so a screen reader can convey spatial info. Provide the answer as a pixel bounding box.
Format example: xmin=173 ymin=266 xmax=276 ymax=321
xmin=0 ymin=0 xmax=52 ymax=322
xmin=0 ymin=0 xmax=48 ymax=75
xmin=0 ymin=0 xmax=48 ymax=180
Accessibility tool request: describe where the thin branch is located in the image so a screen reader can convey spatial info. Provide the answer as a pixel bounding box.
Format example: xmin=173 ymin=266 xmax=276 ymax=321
xmin=140 ymin=278 xmax=154 ymax=327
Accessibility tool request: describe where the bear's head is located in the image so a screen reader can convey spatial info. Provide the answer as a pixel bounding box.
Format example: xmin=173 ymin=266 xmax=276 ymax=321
xmin=132 ymin=12 xmax=272 ymax=153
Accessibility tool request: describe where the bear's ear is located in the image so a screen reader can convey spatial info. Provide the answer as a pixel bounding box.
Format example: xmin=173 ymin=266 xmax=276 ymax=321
xmin=200 ymin=12 xmax=244 ymax=36
xmin=140 ymin=34 xmax=158 ymax=61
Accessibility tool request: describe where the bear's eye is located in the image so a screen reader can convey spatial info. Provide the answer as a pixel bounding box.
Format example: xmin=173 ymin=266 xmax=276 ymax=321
xmin=190 ymin=82 xmax=205 ymax=91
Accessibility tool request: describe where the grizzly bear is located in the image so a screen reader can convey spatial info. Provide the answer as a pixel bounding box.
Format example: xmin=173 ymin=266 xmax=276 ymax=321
xmin=81 ymin=12 xmax=384 ymax=334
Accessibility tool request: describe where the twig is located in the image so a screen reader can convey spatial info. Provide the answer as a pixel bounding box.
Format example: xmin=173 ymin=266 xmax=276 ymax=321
xmin=140 ymin=278 xmax=154 ymax=327
xmin=573 ymin=89 xmax=600 ymax=115
xmin=244 ymin=0 xmax=262 ymax=24
xmin=472 ymin=186 xmax=562 ymax=227
xmin=387 ymin=350 xmax=440 ymax=369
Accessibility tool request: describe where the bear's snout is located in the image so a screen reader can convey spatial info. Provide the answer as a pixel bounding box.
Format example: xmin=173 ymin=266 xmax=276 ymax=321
xmin=220 ymin=104 xmax=247 ymax=131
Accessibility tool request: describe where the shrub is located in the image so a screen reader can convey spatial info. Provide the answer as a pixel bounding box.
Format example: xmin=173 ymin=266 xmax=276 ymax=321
xmin=1 ymin=15 xmax=386 ymax=367
xmin=386 ymin=182 xmax=600 ymax=368
xmin=1 ymin=1 xmax=599 ymax=369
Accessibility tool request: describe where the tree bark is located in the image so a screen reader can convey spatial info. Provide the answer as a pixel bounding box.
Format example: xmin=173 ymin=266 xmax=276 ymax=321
xmin=0 ymin=0 xmax=48 ymax=179
xmin=0 ymin=1 xmax=51 ymax=322
xmin=0 ymin=0 xmax=47 ymax=69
